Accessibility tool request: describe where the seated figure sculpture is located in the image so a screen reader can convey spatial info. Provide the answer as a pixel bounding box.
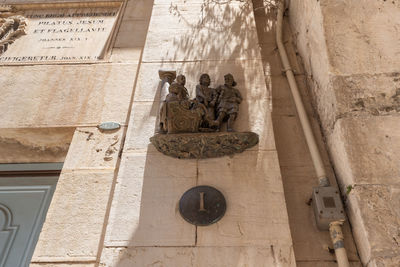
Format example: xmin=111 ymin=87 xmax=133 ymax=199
xmin=214 ymin=73 xmax=242 ymax=132
xmin=166 ymin=74 xmax=190 ymax=108
xmin=195 ymin=74 xmax=218 ymax=129
xmin=160 ymin=75 xmax=205 ymax=134
xmin=152 ymin=72 xmax=258 ymax=159
xmin=159 ymin=73 xmax=242 ymax=134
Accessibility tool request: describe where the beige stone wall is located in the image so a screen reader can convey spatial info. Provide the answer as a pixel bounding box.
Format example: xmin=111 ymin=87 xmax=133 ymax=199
xmin=100 ymin=0 xmax=295 ymax=266
xmin=0 ymin=0 xmax=150 ymax=265
xmin=0 ymin=0 xmax=295 ymax=266
xmin=288 ymin=0 xmax=400 ymax=266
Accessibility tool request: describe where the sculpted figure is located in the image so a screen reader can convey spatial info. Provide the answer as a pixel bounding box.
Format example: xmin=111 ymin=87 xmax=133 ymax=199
xmin=214 ymin=74 xmax=242 ymax=132
xmin=166 ymin=74 xmax=190 ymax=107
xmin=195 ymin=74 xmax=218 ymax=128
xmin=159 ymin=74 xmax=205 ymax=134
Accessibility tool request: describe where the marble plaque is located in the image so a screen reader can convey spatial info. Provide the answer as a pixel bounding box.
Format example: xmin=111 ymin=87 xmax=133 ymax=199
xmin=0 ymin=5 xmax=120 ymax=63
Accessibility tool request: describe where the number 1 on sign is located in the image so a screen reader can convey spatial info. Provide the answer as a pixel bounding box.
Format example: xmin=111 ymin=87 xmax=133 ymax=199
xmin=199 ymin=192 xmax=206 ymax=211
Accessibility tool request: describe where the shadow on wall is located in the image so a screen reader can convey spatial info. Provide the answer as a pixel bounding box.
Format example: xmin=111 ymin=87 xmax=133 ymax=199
xmin=103 ymin=0 xmax=292 ymax=266
xmin=146 ymin=0 xmax=278 ymax=136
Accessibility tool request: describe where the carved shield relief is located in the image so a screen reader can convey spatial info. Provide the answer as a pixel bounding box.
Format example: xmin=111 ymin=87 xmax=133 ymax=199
xmin=0 ymin=6 xmax=27 ymax=55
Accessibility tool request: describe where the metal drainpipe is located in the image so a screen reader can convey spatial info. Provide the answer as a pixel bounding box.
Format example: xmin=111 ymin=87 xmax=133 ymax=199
xmin=275 ymin=1 xmax=350 ymax=266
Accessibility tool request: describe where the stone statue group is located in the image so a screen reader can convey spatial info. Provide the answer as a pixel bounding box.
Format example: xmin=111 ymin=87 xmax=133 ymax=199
xmin=159 ymin=73 xmax=242 ymax=134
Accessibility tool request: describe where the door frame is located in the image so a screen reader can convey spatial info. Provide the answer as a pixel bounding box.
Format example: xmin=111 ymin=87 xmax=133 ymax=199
xmin=0 ymin=163 xmax=62 ymax=266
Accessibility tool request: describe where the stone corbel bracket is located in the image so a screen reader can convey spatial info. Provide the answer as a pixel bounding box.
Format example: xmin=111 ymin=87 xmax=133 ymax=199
xmin=0 ymin=5 xmax=27 ymax=55
xmin=150 ymin=132 xmax=259 ymax=159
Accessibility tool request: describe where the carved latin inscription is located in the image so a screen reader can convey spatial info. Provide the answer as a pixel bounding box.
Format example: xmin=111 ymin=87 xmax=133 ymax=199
xmin=0 ymin=5 xmax=120 ymax=63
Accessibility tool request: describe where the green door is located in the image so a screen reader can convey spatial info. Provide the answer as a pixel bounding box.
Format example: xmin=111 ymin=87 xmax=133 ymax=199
xmin=0 ymin=164 xmax=60 ymax=267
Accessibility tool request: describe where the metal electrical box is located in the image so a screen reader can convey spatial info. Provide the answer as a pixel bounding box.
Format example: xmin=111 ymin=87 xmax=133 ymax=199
xmin=312 ymin=186 xmax=346 ymax=230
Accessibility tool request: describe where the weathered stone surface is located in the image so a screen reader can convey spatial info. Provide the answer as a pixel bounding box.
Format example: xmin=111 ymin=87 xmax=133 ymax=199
xmin=142 ymin=2 xmax=260 ymax=62
xmin=123 ymin=0 xmax=154 ymax=20
xmin=234 ymin=99 xmax=276 ymax=151
xmin=32 ymin=171 xmax=115 ymax=261
xmin=63 ymin=127 xmax=124 ymax=171
xmin=150 ymin=132 xmax=259 ymax=159
xmin=334 ymin=73 xmax=400 ymax=118
xmin=100 ymin=246 xmax=296 ymax=267
xmin=329 ymin=116 xmax=400 ymax=186
xmin=110 ymin=0 xmax=152 ymax=60
xmin=288 ymin=0 xmax=330 ymax=90
xmin=297 ymin=263 xmax=361 ymax=267
xmin=366 ymin=256 xmax=400 ymax=267
xmin=114 ymin=19 xmax=149 ymax=48
xmin=0 ymin=63 xmax=137 ymax=127
xmin=2 ymin=0 xmax=119 ymax=3
xmin=30 ymin=264 xmax=95 ymax=267
xmin=0 ymin=127 xmax=73 ymax=163
xmin=346 ymin=185 xmax=400 ymax=265
xmin=104 ymin=152 xmax=196 ymax=247
xmin=320 ymin=0 xmax=400 ymax=76
xmin=314 ymin=73 xmax=400 ymax=132
xmin=124 ymin=101 xmax=159 ymax=152
xmin=287 ymin=0 xmax=334 ymax=136
xmin=100 ymin=0 xmax=293 ymax=266
xmin=288 ymin=1 xmax=400 ymax=264
xmin=197 ymin=151 xmax=292 ymax=246
xmin=109 ymin=47 xmax=142 ymax=63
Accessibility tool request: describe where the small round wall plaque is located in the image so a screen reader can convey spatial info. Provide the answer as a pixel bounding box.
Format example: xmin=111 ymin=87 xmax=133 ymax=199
xmin=179 ymin=185 xmax=226 ymax=226
xmin=98 ymin=122 xmax=121 ymax=131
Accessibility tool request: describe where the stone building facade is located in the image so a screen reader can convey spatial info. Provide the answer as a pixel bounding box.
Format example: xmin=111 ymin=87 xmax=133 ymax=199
xmin=0 ymin=0 xmax=397 ymax=266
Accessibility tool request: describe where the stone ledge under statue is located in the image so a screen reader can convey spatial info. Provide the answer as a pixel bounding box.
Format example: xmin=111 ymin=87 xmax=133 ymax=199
xmin=150 ymin=70 xmax=259 ymax=159
xmin=150 ymin=132 xmax=258 ymax=159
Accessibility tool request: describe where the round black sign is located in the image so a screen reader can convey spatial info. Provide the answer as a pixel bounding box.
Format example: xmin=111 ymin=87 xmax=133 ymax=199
xmin=179 ymin=185 xmax=226 ymax=226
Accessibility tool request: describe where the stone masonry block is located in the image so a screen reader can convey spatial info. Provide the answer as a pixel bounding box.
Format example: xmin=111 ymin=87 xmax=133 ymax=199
xmin=197 ymin=151 xmax=293 ymax=246
xmin=0 ymin=64 xmax=137 ymax=127
xmin=367 ymin=255 xmax=400 ymax=267
xmin=288 ymin=0 xmax=330 ymax=90
xmin=142 ymin=2 xmax=261 ymax=61
xmin=124 ymin=101 xmax=159 ymax=152
xmin=297 ymin=263 xmax=361 ymax=267
xmin=329 ymin=116 xmax=400 ymax=186
xmin=110 ymin=48 xmax=142 ymax=63
xmin=31 ymin=264 xmax=95 ymax=267
xmin=124 ymin=0 xmax=154 ymax=21
xmin=234 ymin=99 xmax=276 ymax=151
xmin=347 ymin=185 xmax=400 ymax=265
xmin=104 ymin=152 xmax=196 ymax=246
xmin=32 ymin=171 xmax=115 ymax=261
xmin=321 ymin=0 xmax=400 ymax=76
xmin=331 ymin=73 xmax=400 ymax=120
xmin=100 ymin=246 xmax=296 ymax=267
xmin=63 ymin=127 xmax=124 ymax=171
xmin=0 ymin=127 xmax=73 ymax=163
xmin=114 ymin=19 xmax=149 ymax=48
